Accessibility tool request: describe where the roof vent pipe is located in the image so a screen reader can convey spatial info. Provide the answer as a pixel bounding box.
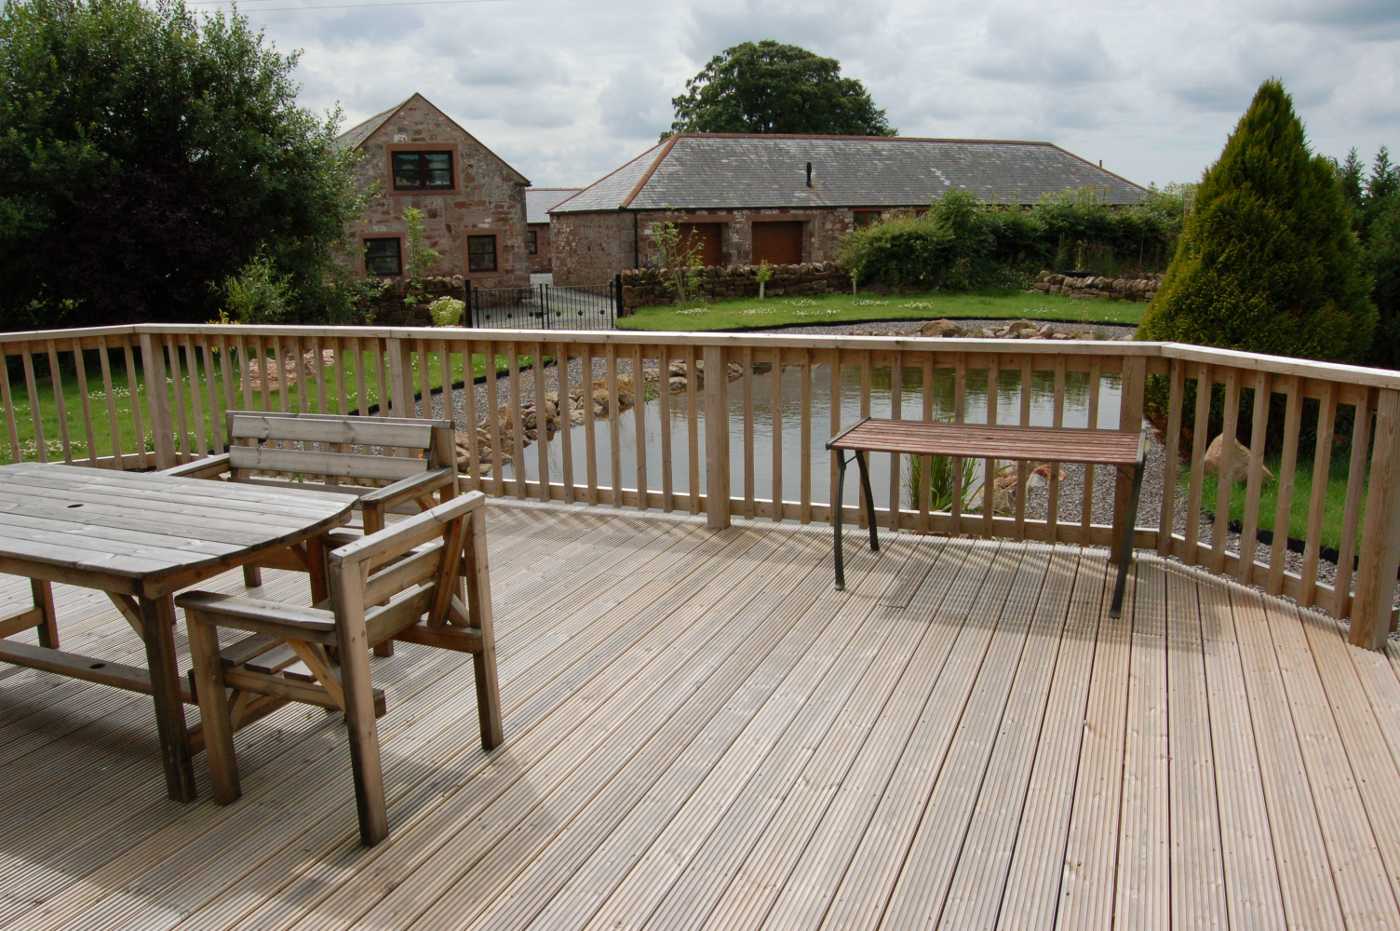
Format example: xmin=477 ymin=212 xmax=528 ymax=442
xmin=805 ymin=161 xmax=813 ymax=187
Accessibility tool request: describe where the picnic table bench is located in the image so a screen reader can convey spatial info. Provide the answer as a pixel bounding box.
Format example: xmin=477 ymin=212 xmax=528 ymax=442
xmin=827 ymin=417 xmax=1146 ymax=617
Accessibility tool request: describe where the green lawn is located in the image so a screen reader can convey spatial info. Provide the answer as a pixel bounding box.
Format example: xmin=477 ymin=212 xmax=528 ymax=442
xmin=1191 ymin=452 xmax=1359 ymax=554
xmin=1 ymin=348 xmax=527 ymax=466
xmin=617 ymin=288 xmax=1146 ymax=332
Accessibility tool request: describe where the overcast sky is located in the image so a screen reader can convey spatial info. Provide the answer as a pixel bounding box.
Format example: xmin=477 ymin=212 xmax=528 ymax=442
xmin=216 ymin=0 xmax=1400 ymax=191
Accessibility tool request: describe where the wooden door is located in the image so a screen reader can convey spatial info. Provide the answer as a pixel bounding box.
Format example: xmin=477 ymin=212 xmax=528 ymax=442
xmin=751 ymin=221 xmax=804 ymax=265
xmin=677 ymin=223 xmax=723 ymax=267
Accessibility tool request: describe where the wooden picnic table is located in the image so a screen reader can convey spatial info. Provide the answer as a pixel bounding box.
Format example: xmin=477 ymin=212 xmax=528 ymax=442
xmin=0 ymin=462 xmax=353 ymax=801
xmin=827 ymin=417 xmax=1146 ymax=617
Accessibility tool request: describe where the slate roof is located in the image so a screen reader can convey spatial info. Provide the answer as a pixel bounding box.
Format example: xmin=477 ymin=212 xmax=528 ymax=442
xmin=526 ymin=187 xmax=583 ymax=224
xmin=553 ymin=134 xmax=1148 ymax=213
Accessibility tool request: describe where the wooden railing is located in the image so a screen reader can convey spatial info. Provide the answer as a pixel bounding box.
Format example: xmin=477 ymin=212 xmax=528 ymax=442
xmin=3 ymin=323 xmax=1399 ymax=650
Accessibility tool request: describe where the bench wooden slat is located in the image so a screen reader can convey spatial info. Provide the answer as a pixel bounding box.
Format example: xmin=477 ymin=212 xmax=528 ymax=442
xmin=228 ymin=446 xmax=427 ymax=483
xmin=828 ymin=418 xmax=1142 ymax=466
xmin=229 ymin=412 xmax=440 ymax=450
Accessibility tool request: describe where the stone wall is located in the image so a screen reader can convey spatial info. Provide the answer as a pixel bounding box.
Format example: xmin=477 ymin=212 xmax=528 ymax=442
xmin=527 ymin=222 xmax=552 ymax=274
xmin=360 ymin=276 xmax=469 ymax=326
xmin=551 ymin=211 xmax=636 ymax=286
xmin=343 ymin=96 xmax=529 ymax=289
xmin=1030 ymin=270 xmax=1162 ymax=302
xmin=620 ymin=262 xmax=848 ymax=309
xmin=554 ymin=206 xmax=881 ymax=285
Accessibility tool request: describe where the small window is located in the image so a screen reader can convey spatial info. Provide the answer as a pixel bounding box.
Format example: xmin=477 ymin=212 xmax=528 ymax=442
xmin=392 ymin=150 xmax=453 ymax=191
xmin=853 ymin=210 xmax=882 ymax=229
xmin=468 ymin=234 xmax=497 ymax=272
xmin=527 ymin=229 xmax=538 ymax=255
xmin=363 ymin=237 xmax=401 ymax=276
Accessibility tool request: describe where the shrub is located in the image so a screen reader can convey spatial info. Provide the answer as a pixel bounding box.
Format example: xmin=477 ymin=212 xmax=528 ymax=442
xmin=428 ymin=296 xmax=465 ymax=327
xmin=1138 ymin=80 xmax=1376 ymax=365
xmin=220 ymin=254 xmax=294 ymax=324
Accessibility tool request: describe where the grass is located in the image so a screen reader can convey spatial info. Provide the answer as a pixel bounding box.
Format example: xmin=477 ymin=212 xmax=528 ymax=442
xmin=1191 ymin=452 xmax=1359 ymax=554
xmin=617 ymin=288 xmax=1146 ymax=332
xmin=1 ymin=348 xmax=530 ymax=466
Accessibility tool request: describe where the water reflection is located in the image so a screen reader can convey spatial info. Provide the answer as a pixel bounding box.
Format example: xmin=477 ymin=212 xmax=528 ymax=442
xmin=507 ymin=362 xmax=1121 ymax=511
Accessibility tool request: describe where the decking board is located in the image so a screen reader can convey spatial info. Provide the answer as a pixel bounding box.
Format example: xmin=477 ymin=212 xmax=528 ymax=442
xmin=0 ymin=504 xmax=1398 ymax=930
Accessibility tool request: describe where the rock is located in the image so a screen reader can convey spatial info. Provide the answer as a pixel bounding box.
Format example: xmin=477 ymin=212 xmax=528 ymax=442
xmin=919 ymin=318 xmax=961 ymax=338
xmin=1203 ymin=434 xmax=1275 ymax=484
xmin=1004 ymin=319 xmax=1037 ymax=337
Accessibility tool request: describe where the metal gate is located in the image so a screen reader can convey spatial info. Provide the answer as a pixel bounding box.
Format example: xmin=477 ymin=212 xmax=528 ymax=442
xmin=469 ymin=277 xmax=620 ymax=330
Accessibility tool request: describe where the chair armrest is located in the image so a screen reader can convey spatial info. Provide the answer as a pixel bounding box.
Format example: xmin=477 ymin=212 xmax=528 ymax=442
xmin=360 ymin=468 xmax=457 ymax=514
xmin=176 ymin=591 xmax=338 ymax=644
xmin=160 ymin=453 xmax=232 ymax=479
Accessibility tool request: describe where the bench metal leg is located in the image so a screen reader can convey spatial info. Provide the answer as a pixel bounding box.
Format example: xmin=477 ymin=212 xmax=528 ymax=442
xmin=833 ymin=452 xmax=847 ymax=591
xmin=854 ymin=450 xmax=879 ymax=553
xmin=1110 ymin=461 xmax=1145 ymax=619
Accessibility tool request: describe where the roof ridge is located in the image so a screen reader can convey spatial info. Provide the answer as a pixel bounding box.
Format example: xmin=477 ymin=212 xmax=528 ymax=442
xmin=620 ymin=135 xmax=679 ymax=209
xmin=672 ymin=132 xmax=1057 ymax=146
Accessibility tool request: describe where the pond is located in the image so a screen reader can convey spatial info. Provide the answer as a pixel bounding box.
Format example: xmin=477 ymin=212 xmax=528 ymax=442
xmin=505 ymin=362 xmax=1122 ymax=511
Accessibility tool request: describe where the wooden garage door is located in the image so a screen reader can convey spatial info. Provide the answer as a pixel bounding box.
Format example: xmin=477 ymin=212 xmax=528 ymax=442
xmin=751 ymin=221 xmax=804 ymax=265
xmin=677 ymin=223 xmax=723 ymax=267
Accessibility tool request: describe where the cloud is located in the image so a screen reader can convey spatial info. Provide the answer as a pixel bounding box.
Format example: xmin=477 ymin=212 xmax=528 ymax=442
xmin=972 ymin=11 xmax=1119 ymax=86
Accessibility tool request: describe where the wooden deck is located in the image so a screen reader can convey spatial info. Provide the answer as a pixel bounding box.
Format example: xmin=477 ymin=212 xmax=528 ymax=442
xmin=3 ymin=502 xmax=1400 ymax=930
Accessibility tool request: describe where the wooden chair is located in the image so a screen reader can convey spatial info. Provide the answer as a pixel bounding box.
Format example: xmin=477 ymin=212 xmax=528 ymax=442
xmin=164 ymin=411 xmax=460 ymax=655
xmin=0 ymin=579 xmax=58 ymax=648
xmin=177 ymin=491 xmax=501 ymax=846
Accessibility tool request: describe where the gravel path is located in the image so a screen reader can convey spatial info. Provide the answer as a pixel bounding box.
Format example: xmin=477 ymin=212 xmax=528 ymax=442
xmin=416 ymin=320 xmax=1394 ymax=614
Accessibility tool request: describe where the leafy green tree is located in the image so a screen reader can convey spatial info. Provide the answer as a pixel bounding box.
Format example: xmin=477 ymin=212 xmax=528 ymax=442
xmin=1336 ymin=148 xmax=1365 ymax=224
xmin=667 ymin=40 xmax=894 ymax=138
xmin=1137 ymin=80 xmax=1375 ymax=364
xmin=0 ymin=0 xmax=363 ymax=328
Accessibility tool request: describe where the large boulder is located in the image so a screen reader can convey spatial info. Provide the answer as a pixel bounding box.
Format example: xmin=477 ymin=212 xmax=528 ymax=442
xmin=919 ymin=318 xmax=961 ymax=338
xmin=1203 ymin=434 xmax=1275 ymax=484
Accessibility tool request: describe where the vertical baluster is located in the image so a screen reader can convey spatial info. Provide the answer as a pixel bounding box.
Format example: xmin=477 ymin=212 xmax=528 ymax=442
xmin=45 ymin=340 xmax=72 ymax=463
xmin=234 ymin=335 xmax=251 ymax=411
xmin=508 ymin=343 xmax=527 ymax=498
xmin=460 ymin=340 xmax=481 ymax=493
xmin=583 ymin=343 xmax=598 ymax=504
xmin=1184 ymin=365 xmax=1212 ymax=561
xmin=829 ymin=349 xmax=842 ymax=527
xmin=1298 ymin=381 xmax=1336 ymax=604
xmin=1081 ymin=361 xmax=1101 ymax=537
xmin=184 ymin=338 xmax=208 ymax=456
xmin=1334 ymin=390 xmax=1373 ymax=619
xmin=687 ymin=345 xmax=701 ymax=515
xmin=352 ymin=338 xmax=368 ymax=417
xmin=485 ymin=342 xmax=505 ymax=496
xmin=742 ymin=346 xmax=755 ymax=518
xmin=605 ymin=344 xmax=622 ymax=507
xmin=1350 ymin=389 xmax=1400 ymax=648
xmin=631 ymin=344 xmax=646 ymax=508
xmin=122 ymin=342 xmax=146 ymax=466
xmin=374 ymin=340 xmax=389 ymax=417
xmin=97 ymin=338 xmax=122 ymax=467
xmin=859 ymin=351 xmax=872 ymax=529
xmin=538 ymin=340 xmax=553 ymax=501
xmin=800 ymin=350 xmax=813 ymax=525
xmin=0 ymin=348 xmax=19 ymax=463
xmin=920 ymin=356 xmax=934 ymax=533
xmin=557 ymin=341 xmax=575 ymax=504
xmin=416 ymin=338 xmax=432 ymax=417
xmin=21 ymin=350 xmax=46 ymax=463
xmin=218 ymin=335 xmax=235 ymax=431
xmin=1237 ymin=371 xmax=1272 ymax=583
xmin=167 ymin=336 xmax=189 ymax=463
xmin=200 ymin=342 xmax=220 ymax=452
xmin=983 ymin=355 xmax=998 ymax=534
xmin=1157 ymin=360 xmax=1185 ymax=556
xmin=771 ymin=348 xmax=783 ymax=522
xmin=1014 ymin=358 xmax=1032 ymax=539
xmin=272 ymin=337 xmax=290 ymax=413
xmin=949 ymin=354 xmax=966 ymax=534
xmin=71 ymin=340 xmax=98 ymax=466
xmin=1267 ymin=376 xmax=1302 ymax=593
xmin=1210 ymin=370 xmax=1241 ymax=572
xmin=889 ymin=350 xmax=903 ymax=530
xmin=1046 ymin=357 xmax=1065 ymax=542
xmin=658 ymin=344 xmax=673 ymax=512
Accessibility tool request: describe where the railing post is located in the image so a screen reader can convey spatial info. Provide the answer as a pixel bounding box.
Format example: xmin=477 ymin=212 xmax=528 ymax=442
xmin=703 ymin=345 xmax=731 ymax=530
xmin=137 ymin=331 xmax=176 ymax=470
xmin=1113 ymin=355 xmax=1147 ymax=564
xmin=385 ymin=338 xmax=415 ymax=418
xmin=1350 ymin=388 xmax=1400 ymax=650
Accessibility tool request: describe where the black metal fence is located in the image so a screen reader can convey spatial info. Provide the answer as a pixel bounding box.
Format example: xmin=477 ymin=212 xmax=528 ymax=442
xmin=468 ymin=277 xmax=620 ymax=330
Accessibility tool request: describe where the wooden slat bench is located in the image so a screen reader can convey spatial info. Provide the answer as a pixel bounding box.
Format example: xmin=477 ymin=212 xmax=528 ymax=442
xmin=828 ymin=417 xmax=1146 ymax=617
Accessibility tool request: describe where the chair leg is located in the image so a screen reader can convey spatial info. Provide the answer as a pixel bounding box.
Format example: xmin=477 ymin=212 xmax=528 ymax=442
xmin=833 ymin=452 xmax=847 ymax=591
xmin=242 ymin=565 xmax=263 ymax=589
xmin=855 ymin=450 xmax=879 ymax=552
xmin=336 ymin=612 xmax=388 ymax=846
xmin=374 ymin=641 xmax=395 ymax=658
xmin=464 ymin=508 xmax=503 ymax=750
xmin=186 ymin=615 xmax=241 ymax=804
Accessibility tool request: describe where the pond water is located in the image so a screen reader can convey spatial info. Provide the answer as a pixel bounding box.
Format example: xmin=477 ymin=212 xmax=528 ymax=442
xmin=506 ymin=362 xmax=1121 ymax=511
